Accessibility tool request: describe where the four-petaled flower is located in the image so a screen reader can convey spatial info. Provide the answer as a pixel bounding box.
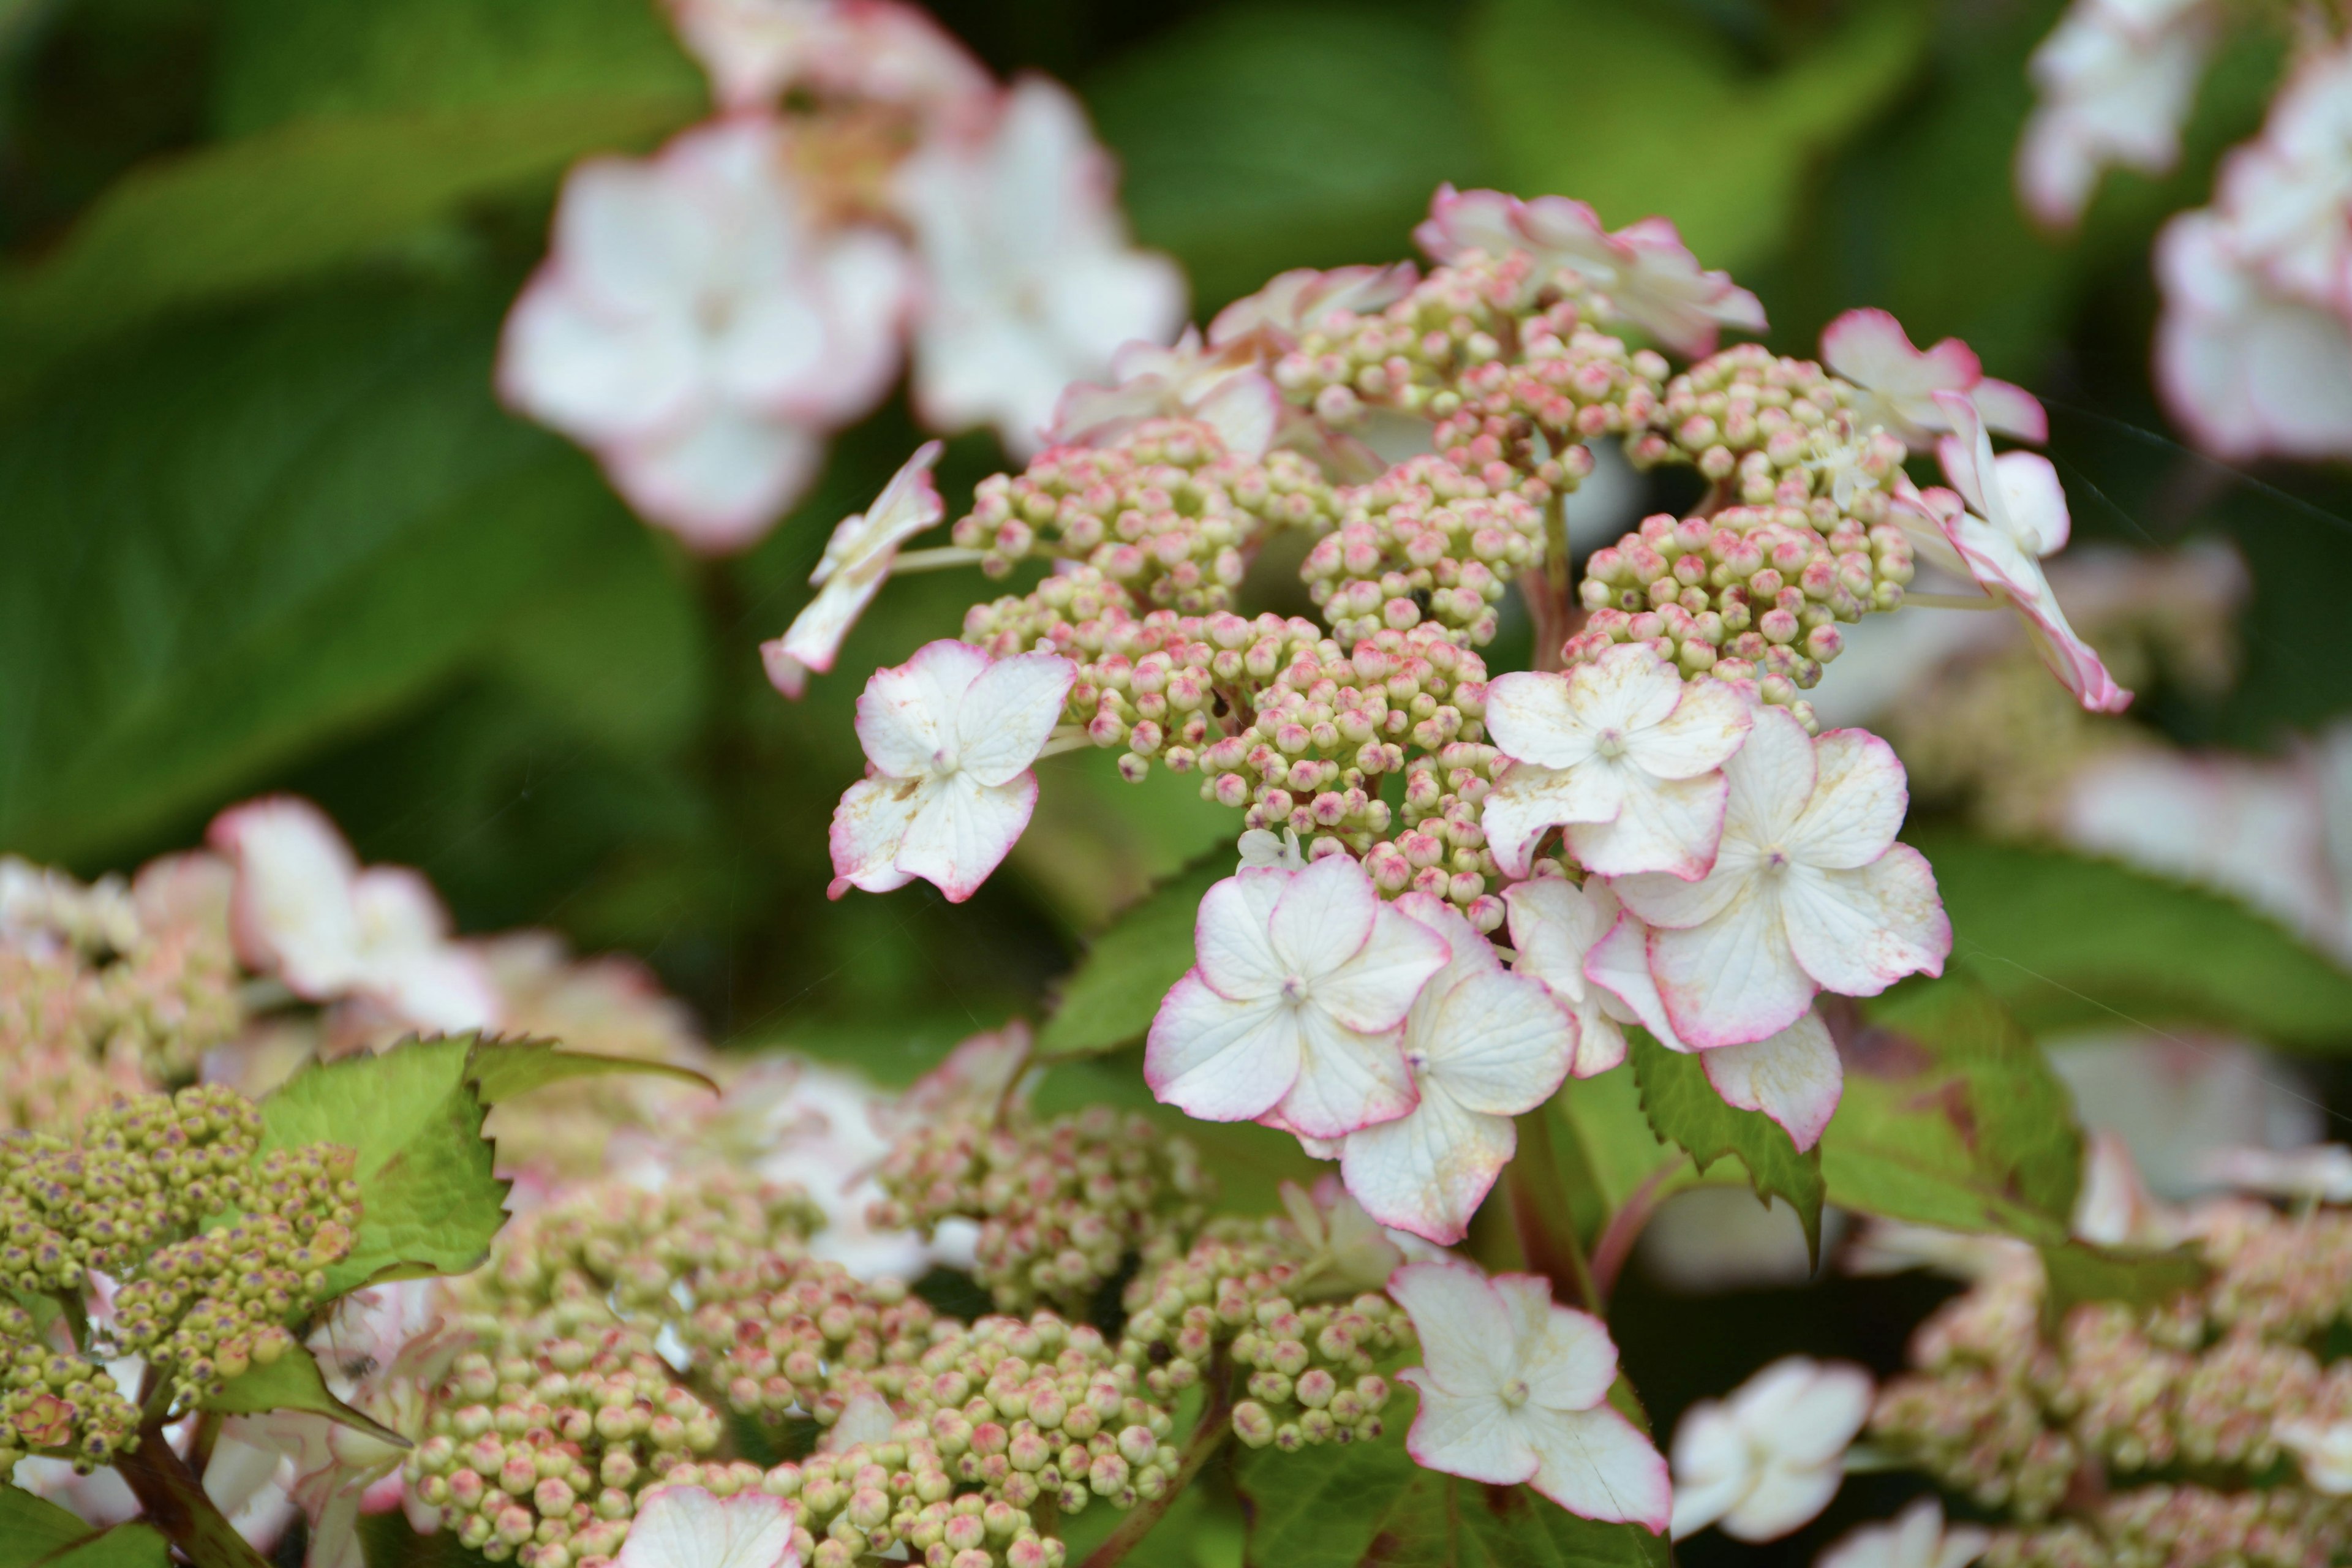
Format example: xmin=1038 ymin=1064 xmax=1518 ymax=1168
xmin=2016 ymin=0 xmax=2215 ymax=230
xmin=763 ymin=441 xmax=945 ymax=698
xmin=1319 ymin=894 xmax=1575 ymax=1245
xmin=894 ymin=78 xmax=1186 ymax=455
xmin=1482 ymin=644 xmax=1754 ymax=882
xmin=1819 ymin=307 xmax=2046 ymax=450
xmin=614 ymin=1485 xmax=801 ymax=1568
xmin=1390 ymin=1261 xmax=1670 ymax=1530
xmin=499 ymin=116 xmax=910 ymax=552
xmin=1667 ymin=1355 xmax=1874 ymax=1542
xmin=1817 ymin=1498 xmax=1991 ymax=1568
xmin=828 ymin=640 xmax=1077 ymax=902
xmin=208 ymin=796 xmax=500 ymax=1033
xmin=1611 ymin=706 xmax=1950 ymax=1050
xmin=1145 ymin=853 xmax=1449 ymax=1139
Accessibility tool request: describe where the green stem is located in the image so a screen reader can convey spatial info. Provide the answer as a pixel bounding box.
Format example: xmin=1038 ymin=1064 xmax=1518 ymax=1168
xmin=114 ymin=1417 xmax=273 ymax=1568
xmin=1077 ymin=1355 xmax=1234 ymax=1568
xmin=1586 ymin=1158 xmax=1688 ymax=1307
xmin=1506 ymin=1109 xmax=1599 ymax=1313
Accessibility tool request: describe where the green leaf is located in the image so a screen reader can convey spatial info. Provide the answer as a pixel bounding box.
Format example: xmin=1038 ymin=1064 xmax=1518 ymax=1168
xmin=1235 ymin=1400 xmax=1669 ymax=1568
xmin=466 ymin=1035 xmax=717 ymax=1104
xmin=1819 ymin=978 xmax=2082 ymax=1243
xmin=1088 ymin=6 xmax=1483 ymax=306
xmin=1626 ymin=1033 xmax=1825 ymax=1262
xmin=2040 ymin=1241 xmax=2212 ymax=1331
xmin=0 ymin=96 xmax=693 ymax=374
xmin=0 ymin=1485 xmax=170 ymax=1568
xmin=1917 ymin=831 xmax=2352 ymax=1049
xmin=258 ymin=1037 xmax=507 ymax=1295
xmin=0 ymin=282 xmax=632 ymax=862
xmin=1466 ymin=0 xmax=1931 ymax=270
xmin=208 ymin=1343 xmax=409 ymax=1449
xmin=1036 ymin=853 xmax=1228 ymax=1060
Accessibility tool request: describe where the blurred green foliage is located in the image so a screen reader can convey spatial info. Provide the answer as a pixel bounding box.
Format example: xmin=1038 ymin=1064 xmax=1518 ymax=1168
xmin=7 ymin=4 xmax=2352 ymax=1559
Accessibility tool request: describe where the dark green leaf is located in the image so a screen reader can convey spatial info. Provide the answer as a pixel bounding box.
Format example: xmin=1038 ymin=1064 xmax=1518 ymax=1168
xmin=0 ymin=1484 xmax=170 ymax=1568
xmin=208 ymin=1342 xmax=409 ymax=1449
xmin=1037 ymin=853 xmax=1228 ymax=1060
xmin=0 ymin=283 xmax=631 ymax=862
xmin=2040 ymin=1241 xmax=2211 ymax=1332
xmin=1236 ymin=1398 xmax=1670 ymax=1568
xmin=466 ymin=1035 xmax=717 ymax=1104
xmin=1626 ymin=1033 xmax=1825 ymax=1261
xmin=257 ymin=1036 xmax=507 ymax=1294
xmin=1466 ymin=0 xmax=1930 ymax=270
xmin=1917 ymin=831 xmax=2352 ymax=1049
xmin=1820 ymin=978 xmax=2082 ymax=1243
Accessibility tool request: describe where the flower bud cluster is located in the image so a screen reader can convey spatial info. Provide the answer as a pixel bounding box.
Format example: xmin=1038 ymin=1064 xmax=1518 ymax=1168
xmin=952 ymin=418 xmax=1335 ymax=613
xmin=871 ymin=1104 xmax=1212 ymax=1315
xmin=1574 ymin=503 xmax=1915 ymax=720
xmin=753 ymin=1431 xmax=1065 ymax=1568
xmin=1270 ymin=251 xmax=1543 ymax=426
xmin=1985 ymin=1483 xmax=2352 ymax=1568
xmin=404 ymin=1333 xmax=725 ymax=1567
xmin=1434 ymin=309 xmax=1668 ymax=454
xmin=1302 ymin=456 xmax=1549 ymax=650
xmin=682 ymin=1255 xmax=938 ymax=1423
xmin=1634 ymin=344 xmax=1894 ymax=503
xmin=1360 ymin=743 xmax=1507 ymax=930
xmin=0 ymin=1300 xmax=139 ymax=1472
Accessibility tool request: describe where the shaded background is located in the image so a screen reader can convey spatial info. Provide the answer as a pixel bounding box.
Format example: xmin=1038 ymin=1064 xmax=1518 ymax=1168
xmin=4 ymin=2 xmax=2347 ymax=1561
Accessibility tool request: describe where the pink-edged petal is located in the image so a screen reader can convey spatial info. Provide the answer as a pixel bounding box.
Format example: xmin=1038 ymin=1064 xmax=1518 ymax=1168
xmin=1424 ymin=970 xmax=1575 ymax=1116
xmin=1779 ymin=846 xmax=1951 ymax=1000
xmin=1992 ymin=450 xmax=2071 ymax=554
xmin=1569 ymin=644 xmax=1687 ymax=739
xmin=1607 ymin=216 xmax=1766 ymax=357
xmin=892 ymin=771 xmax=1038 ymax=903
xmin=1483 ymin=671 xmax=1598 ymax=770
xmin=769 ymin=573 xmax=881 ymax=682
xmin=1819 ymin=308 xmax=1944 ymax=399
xmin=1666 ymin=1403 xmax=1749 ymax=1538
xmin=1785 ymin=729 xmax=1907 ymax=870
xmin=1503 ymin=876 xmax=1616 ymax=1005
xmin=1722 ymin=706 xmax=1819 ymax=851
xmin=603 ymin=407 xmax=822 ymax=554
xmin=1571 ymin=1005 xmax=1628 ymax=1076
xmin=1611 ymin=846 xmax=1755 ymax=932
xmin=854 ymin=640 xmax=991 ymax=777
xmin=1310 ymin=900 xmax=1452 ymax=1035
xmin=1393 ymin=891 xmax=1501 ymax=982
xmin=1194 ymin=372 xmax=1285 ymax=460
xmin=826 ymin=775 xmax=924 ymax=899
xmin=761 ymin=644 xmax=809 ymax=699
xmin=956 ymin=652 xmax=1077 ymax=786
xmin=371 ymin=946 xmax=502 ymax=1035
xmin=1144 ymin=974 xmax=1300 ymax=1123
xmin=1275 ymin=1008 xmax=1417 ymax=1140
xmin=1973 ymin=377 xmax=2048 ymax=443
xmin=1735 ymin=1359 xmax=1874 ymax=1467
xmin=1270 ymin=851 xmax=1384 ymax=988
xmin=1649 ymin=893 xmax=1815 ymax=1050
xmin=1412 ymin=184 xmax=1536 ymax=264
xmin=1521 ymin=1403 xmax=1673 ymax=1532
xmin=1621 ymin=675 xmax=1752 ymax=780
xmin=1399 ymin=1373 xmax=1538 ymax=1485
xmin=1564 ymin=768 xmax=1727 ymax=881
xmin=1389 ymin=1261 xmax=1515 ymax=1393
xmin=1340 ymin=1085 xmax=1512 ymax=1245
xmin=1482 ymin=761 xmax=1624 ymax=879
xmin=1504 ymin=1289 xmax=1618 ymax=1411
xmin=615 ymin=1485 xmax=797 ymax=1568
xmin=1719 ymin=1462 xmax=1845 ymax=1543
xmin=1699 ymin=1011 xmax=1844 ymax=1152
xmin=1193 ymin=869 xmax=1292 ymax=1001
xmin=1582 ymin=911 xmax=1691 ymax=1053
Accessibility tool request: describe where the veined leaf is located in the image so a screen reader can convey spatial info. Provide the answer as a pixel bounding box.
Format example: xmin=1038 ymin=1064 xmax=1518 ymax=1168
xmin=1627 ymin=1033 xmax=1825 ymax=1262
xmin=0 ymin=1483 xmax=170 ymax=1568
xmin=209 ymin=1343 xmax=408 ymax=1449
xmin=466 ymin=1034 xmax=717 ymax=1104
xmin=1036 ymin=853 xmax=1226 ymax=1060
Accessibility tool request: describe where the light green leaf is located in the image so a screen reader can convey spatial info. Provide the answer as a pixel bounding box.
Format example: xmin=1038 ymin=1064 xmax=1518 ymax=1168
xmin=1088 ymin=6 xmax=1483 ymax=306
xmin=0 ymin=1484 xmax=170 ymax=1568
xmin=258 ymin=1038 xmax=507 ymax=1295
xmin=208 ymin=1343 xmax=408 ymax=1449
xmin=1466 ymin=0 xmax=1931 ymax=270
xmin=1626 ymin=1033 xmax=1825 ymax=1261
xmin=1917 ymin=831 xmax=2352 ymax=1049
xmin=465 ymin=1035 xmax=717 ymax=1104
xmin=0 ymin=96 xmax=693 ymax=373
xmin=1036 ymin=853 xmax=1227 ymax=1060
xmin=1820 ymin=978 xmax=2082 ymax=1243
xmin=1235 ymin=1397 xmax=1670 ymax=1568
xmin=2040 ymin=1241 xmax=2211 ymax=1331
xmin=0 ymin=283 xmax=633 ymax=863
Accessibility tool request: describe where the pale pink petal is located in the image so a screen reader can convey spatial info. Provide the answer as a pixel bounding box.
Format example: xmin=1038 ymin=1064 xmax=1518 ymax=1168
xmin=1607 ymin=215 xmax=1766 ymax=357
xmin=1399 ymin=1373 xmax=1537 ymax=1485
xmin=1784 ymin=729 xmax=1907 ymax=870
xmin=1620 ymin=675 xmax=1752 ymax=780
xmin=209 ymin=797 xmax=364 ymax=995
xmin=615 ymin=1485 xmax=797 ymax=1568
xmin=1340 ymin=1084 xmax=1511 ymax=1245
xmin=1268 ymin=851 xmax=1382 ymax=986
xmin=1392 ymin=891 xmax=1501 ymax=983
xmin=1482 ymin=761 xmax=1624 ymax=879
xmin=1521 ymin=1403 xmax=1673 ymax=1532
xmin=1275 ymin=1006 xmax=1417 ymax=1140
xmin=1483 ymin=671 xmax=1598 ymax=771
xmin=1144 ymin=976 xmax=1300 ymax=1123
xmin=1973 ymin=377 xmax=2049 ymax=442
xmin=1992 ymin=450 xmax=2071 ymax=554
xmin=372 ymin=946 xmax=502 ymax=1035
xmin=497 ymin=279 xmax=698 ymax=443
xmin=1564 ymin=767 xmax=1728 ymax=881
xmin=854 ymin=640 xmax=990 ymax=778
xmin=602 ymin=406 xmax=823 ymax=554
xmin=826 ymin=774 xmax=924 ymax=900
xmin=1779 ymin=846 xmax=1950 ymax=999
xmin=1581 ymin=910 xmax=1692 ymax=1054
xmin=956 ymin=652 xmax=1077 ymax=787
xmin=1308 ymin=900 xmax=1452 ymax=1035
xmin=767 ymin=573 xmax=883 ymax=683
xmin=1610 ymin=845 xmax=1755 ymax=933
xmin=1699 ymin=1011 xmax=1844 ymax=1151
xmin=1649 ymin=893 xmax=1815 ymax=1050
xmin=1389 ymin=1261 xmax=1515 ymax=1393
xmin=1194 ymin=869 xmax=1292 ymax=1001
xmin=1666 ymin=1404 xmax=1749 ymax=1538
xmin=891 ymin=772 xmax=1038 ymax=903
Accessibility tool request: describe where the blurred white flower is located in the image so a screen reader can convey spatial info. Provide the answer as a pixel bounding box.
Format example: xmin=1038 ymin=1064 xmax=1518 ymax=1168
xmin=1669 ymin=1355 xmax=1873 ymax=1542
xmin=2017 ymin=0 xmax=2215 ymax=228
xmin=500 ymin=116 xmax=910 ymax=551
xmin=2155 ymin=207 xmax=2352 ymax=461
xmin=762 ymin=441 xmax=945 ymax=698
xmin=2200 ymin=1142 xmax=2352 ymax=1205
xmin=1501 ymin=875 xmax=1629 ymax=1079
xmin=2280 ymin=1414 xmax=2352 ymax=1494
xmin=1817 ymin=1498 xmax=1991 ymax=1568
xmin=615 ymin=1485 xmax=799 ymax=1568
xmin=895 ymin=77 xmax=1186 ymax=455
xmin=664 ymin=0 xmax=989 ymax=118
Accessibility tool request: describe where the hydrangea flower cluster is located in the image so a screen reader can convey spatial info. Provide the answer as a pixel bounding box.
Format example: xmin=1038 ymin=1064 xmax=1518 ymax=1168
xmin=1869 ymin=1179 xmax=2352 ymax=1568
xmin=499 ymin=0 xmax=1181 ymax=550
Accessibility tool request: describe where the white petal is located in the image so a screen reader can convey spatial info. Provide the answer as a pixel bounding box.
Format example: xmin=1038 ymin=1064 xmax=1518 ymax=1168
xmin=1666 ymin=1402 xmax=1751 ymax=1536
xmin=1649 ymin=891 xmax=1817 ymax=1050
xmin=1340 ymin=1084 xmax=1513 ymax=1245
xmin=1503 ymin=876 xmax=1617 ymax=1006
xmin=1422 ymin=970 xmax=1574 ymax=1116
xmin=1509 ymin=1291 xmax=1619 ymax=1412
xmin=1482 ymin=761 xmax=1623 ymax=878
xmin=1276 ymin=1007 xmax=1416 ymax=1139
xmin=1992 ymin=450 xmax=2071 ymax=554
xmin=1193 ymin=870 xmax=1292 ymax=1001
xmin=615 ymin=1485 xmax=797 ymax=1568
xmin=1623 ymin=674 xmax=1752 ymax=780
xmin=826 ymin=775 xmax=922 ymax=899
xmin=1144 ymin=975 xmax=1300 ymax=1123
xmin=208 ymin=797 xmax=366 ymax=997
xmin=1483 ymin=671 xmax=1597 ymax=770
xmin=1521 ymin=1403 xmax=1673 ymax=1531
xmin=892 ymin=771 xmax=1038 ymax=903
xmin=1719 ymin=1461 xmax=1844 ymax=1542
xmin=1270 ymin=851 xmax=1382 ymax=986
xmin=854 ymin=639 xmax=990 ymax=777
xmin=1570 ymin=643 xmax=1687 ymax=741
xmin=1700 ymin=1012 xmax=1844 ymax=1152
xmin=1390 ymin=1262 xmax=1515 ymax=1395
xmin=956 ymin=653 xmax=1077 ymax=786
xmin=1779 ymin=847 xmax=1950 ymax=1000
xmin=497 ymin=278 xmax=698 ymax=442
xmin=1564 ymin=769 xmax=1728 ymax=881
xmin=1732 ymin=1358 xmax=1874 ymax=1467
xmin=771 ymin=573 xmax=883 ymax=680
xmin=370 ymin=946 xmax=502 ymax=1035
xmin=603 ymin=407 xmax=822 ymax=553
xmin=1722 ymin=706 xmax=1819 ymax=851
xmin=1398 ymin=1373 xmax=1536 ymax=1485
xmin=1786 ymin=729 xmax=1907 ymax=870
xmin=1309 ymin=900 xmax=1451 ymax=1035
xmin=1581 ymin=910 xmax=1690 ymax=1053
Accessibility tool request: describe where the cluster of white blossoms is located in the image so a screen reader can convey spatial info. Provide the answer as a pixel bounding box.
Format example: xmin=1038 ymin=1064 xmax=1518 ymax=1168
xmin=2018 ymin=2 xmax=2352 ymax=459
xmin=499 ymin=0 xmax=1181 ymax=551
